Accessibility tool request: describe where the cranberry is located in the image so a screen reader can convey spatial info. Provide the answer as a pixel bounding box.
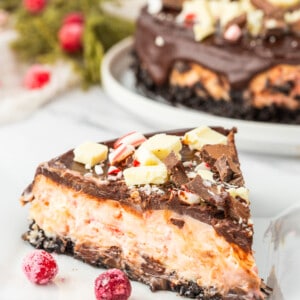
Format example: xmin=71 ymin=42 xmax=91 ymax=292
xmin=58 ymin=22 xmax=83 ymax=53
xmin=22 ymin=250 xmax=58 ymax=285
xmin=23 ymin=65 xmax=51 ymax=90
xmin=94 ymin=269 xmax=132 ymax=300
xmin=63 ymin=12 xmax=84 ymax=26
xmin=23 ymin=0 xmax=47 ymax=14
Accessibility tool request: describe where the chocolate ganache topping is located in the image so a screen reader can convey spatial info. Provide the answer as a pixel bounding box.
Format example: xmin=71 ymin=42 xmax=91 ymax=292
xmin=134 ymin=4 xmax=300 ymax=90
xmin=25 ymin=128 xmax=253 ymax=252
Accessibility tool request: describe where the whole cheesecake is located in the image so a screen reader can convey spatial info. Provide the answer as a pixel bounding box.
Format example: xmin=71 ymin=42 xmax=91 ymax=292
xmin=133 ymin=0 xmax=300 ymax=124
xmin=21 ymin=126 xmax=271 ymax=299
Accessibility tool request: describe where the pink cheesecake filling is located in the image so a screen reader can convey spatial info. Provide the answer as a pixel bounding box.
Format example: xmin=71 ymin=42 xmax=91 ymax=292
xmin=28 ymin=175 xmax=263 ymax=298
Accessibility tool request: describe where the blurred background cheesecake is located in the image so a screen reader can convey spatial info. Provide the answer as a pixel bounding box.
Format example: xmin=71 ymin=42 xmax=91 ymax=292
xmin=133 ymin=0 xmax=300 ymax=124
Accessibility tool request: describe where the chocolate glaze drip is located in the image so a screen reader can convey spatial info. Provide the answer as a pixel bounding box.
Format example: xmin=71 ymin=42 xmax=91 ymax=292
xmin=134 ymin=7 xmax=300 ymax=90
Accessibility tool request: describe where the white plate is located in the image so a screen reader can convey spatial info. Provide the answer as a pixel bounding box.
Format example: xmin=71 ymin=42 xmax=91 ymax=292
xmin=101 ymin=37 xmax=300 ymax=157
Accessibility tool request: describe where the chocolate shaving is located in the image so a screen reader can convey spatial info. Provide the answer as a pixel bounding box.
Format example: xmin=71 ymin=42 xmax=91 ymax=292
xmin=162 ymin=0 xmax=184 ymax=10
xmin=200 ymin=144 xmax=235 ymax=166
xmin=214 ymin=154 xmax=244 ymax=187
xmin=226 ymin=196 xmax=250 ymax=221
xmin=184 ymin=175 xmax=227 ymax=208
xmin=164 ymin=151 xmax=189 ymax=187
xmin=214 ymin=155 xmax=233 ymax=182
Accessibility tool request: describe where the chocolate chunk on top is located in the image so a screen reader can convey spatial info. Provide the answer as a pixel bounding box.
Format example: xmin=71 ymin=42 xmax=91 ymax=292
xmin=184 ymin=175 xmax=228 ymax=209
xmin=200 ymin=142 xmax=244 ymax=187
xmin=163 ymin=151 xmax=189 ymax=187
xmin=214 ymin=154 xmax=245 ymax=187
xmin=200 ymin=144 xmax=235 ymax=166
xmin=226 ymin=196 xmax=250 ymax=221
xmin=162 ymin=0 xmax=184 ymax=10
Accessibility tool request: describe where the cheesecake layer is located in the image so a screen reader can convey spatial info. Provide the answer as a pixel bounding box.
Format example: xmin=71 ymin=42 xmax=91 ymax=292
xmin=23 ymin=174 xmax=263 ymax=299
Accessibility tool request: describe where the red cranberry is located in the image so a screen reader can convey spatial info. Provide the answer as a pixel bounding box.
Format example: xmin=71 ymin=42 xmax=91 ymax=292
xmin=63 ymin=12 xmax=84 ymax=25
xmin=58 ymin=23 xmax=83 ymax=53
xmin=23 ymin=65 xmax=51 ymax=90
xmin=22 ymin=250 xmax=58 ymax=285
xmin=94 ymin=268 xmax=132 ymax=300
xmin=23 ymin=0 xmax=47 ymax=14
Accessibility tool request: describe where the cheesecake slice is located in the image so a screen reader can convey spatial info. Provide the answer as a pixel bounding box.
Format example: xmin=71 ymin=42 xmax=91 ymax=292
xmin=21 ymin=127 xmax=270 ymax=299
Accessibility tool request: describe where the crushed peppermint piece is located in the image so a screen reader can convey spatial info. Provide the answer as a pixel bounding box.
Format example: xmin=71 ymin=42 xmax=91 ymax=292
xmin=195 ymin=162 xmax=211 ymax=171
xmin=178 ymin=190 xmax=201 ymax=205
xmin=224 ymin=24 xmax=242 ymax=42
xmin=108 ymin=166 xmax=121 ymax=175
xmin=114 ymin=131 xmax=147 ymax=149
xmin=184 ymin=13 xmax=197 ymax=26
xmin=84 ymin=172 xmax=93 ymax=177
xmin=109 ymin=144 xmax=135 ymax=165
xmin=132 ymin=159 xmax=140 ymax=167
xmin=155 ymin=36 xmax=165 ymax=47
xmin=183 ymin=161 xmax=193 ymax=168
xmin=94 ymin=165 xmax=104 ymax=175
xmin=187 ymin=171 xmax=197 ymax=179
xmin=147 ymin=0 xmax=162 ymax=15
xmin=139 ymin=184 xmax=165 ymax=195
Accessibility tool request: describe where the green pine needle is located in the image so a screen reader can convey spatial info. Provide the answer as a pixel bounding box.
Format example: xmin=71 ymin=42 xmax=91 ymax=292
xmin=5 ymin=0 xmax=134 ymax=86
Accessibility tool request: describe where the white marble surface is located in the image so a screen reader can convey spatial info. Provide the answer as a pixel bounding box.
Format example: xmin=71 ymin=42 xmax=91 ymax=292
xmin=0 ymin=86 xmax=299 ymax=299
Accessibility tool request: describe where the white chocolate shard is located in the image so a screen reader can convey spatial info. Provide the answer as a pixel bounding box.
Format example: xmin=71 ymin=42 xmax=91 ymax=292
xmin=182 ymin=126 xmax=227 ymax=150
xmin=178 ymin=190 xmax=201 ymax=205
xmin=228 ymin=187 xmax=249 ymax=203
xmin=134 ymin=146 xmax=162 ymax=166
xmin=177 ymin=0 xmax=215 ymax=41
xmin=284 ymin=9 xmax=300 ymax=24
xmin=247 ymin=10 xmax=264 ymax=36
xmin=197 ymin=169 xmax=215 ymax=182
xmin=193 ymin=23 xmax=215 ymax=41
xmin=141 ymin=133 xmax=182 ymax=160
xmin=220 ymin=1 xmax=243 ymax=28
xmin=123 ymin=165 xmax=168 ymax=186
xmin=73 ymin=142 xmax=108 ymax=167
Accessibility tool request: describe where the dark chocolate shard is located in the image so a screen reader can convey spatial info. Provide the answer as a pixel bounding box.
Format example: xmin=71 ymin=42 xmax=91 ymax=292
xmin=226 ymin=196 xmax=250 ymax=221
xmin=162 ymin=0 xmax=184 ymax=10
xmin=200 ymin=144 xmax=235 ymax=166
xmin=214 ymin=155 xmax=233 ymax=182
xmin=214 ymin=154 xmax=245 ymax=187
xmin=164 ymin=151 xmax=189 ymax=187
xmin=184 ymin=175 xmax=227 ymax=209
